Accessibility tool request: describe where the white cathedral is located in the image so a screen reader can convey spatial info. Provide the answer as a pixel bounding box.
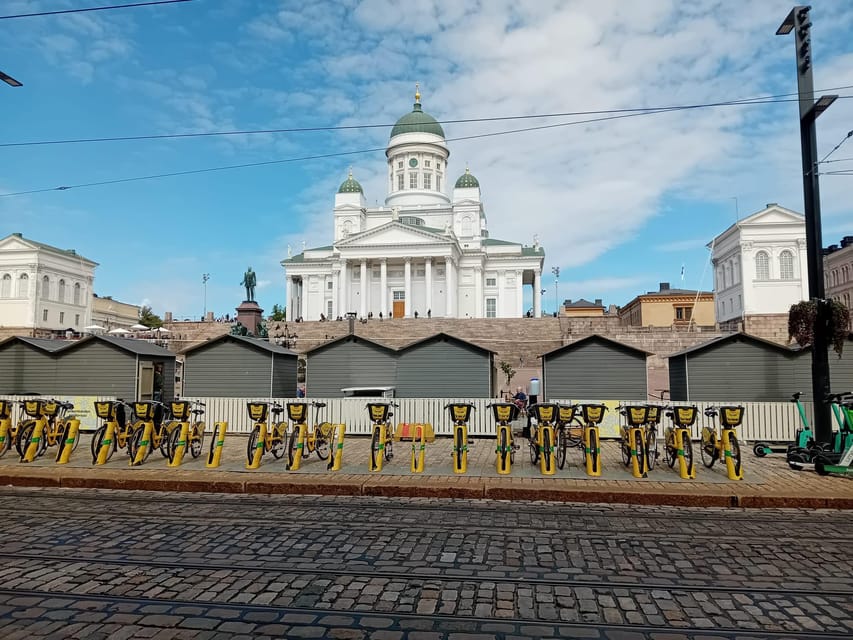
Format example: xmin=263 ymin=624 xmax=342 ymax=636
xmin=281 ymin=88 xmax=546 ymax=320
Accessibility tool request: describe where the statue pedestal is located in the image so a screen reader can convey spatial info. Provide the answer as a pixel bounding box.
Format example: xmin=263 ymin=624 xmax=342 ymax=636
xmin=236 ymin=301 xmax=264 ymax=336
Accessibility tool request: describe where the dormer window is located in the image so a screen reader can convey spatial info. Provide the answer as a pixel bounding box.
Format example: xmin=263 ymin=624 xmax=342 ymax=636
xmin=424 ymin=160 xmax=431 ymax=168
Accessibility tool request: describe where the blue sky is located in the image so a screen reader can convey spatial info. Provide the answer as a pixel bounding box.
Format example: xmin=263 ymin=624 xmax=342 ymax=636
xmin=1 ymin=0 xmax=852 ymax=319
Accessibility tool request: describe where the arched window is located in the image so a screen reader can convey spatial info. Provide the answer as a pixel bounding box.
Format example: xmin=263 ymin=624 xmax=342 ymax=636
xmin=41 ymin=275 xmax=50 ymax=300
xmin=724 ymin=263 xmax=732 ymax=289
xmin=58 ymin=279 xmax=66 ymax=302
xmin=779 ymin=250 xmax=794 ymax=280
xmin=73 ymin=282 xmax=81 ymax=305
xmin=755 ymin=251 xmax=770 ymax=280
xmin=17 ymin=274 xmax=28 ymax=297
xmin=461 ymin=216 xmax=473 ymax=236
xmin=342 ymin=220 xmax=353 ymax=238
xmin=0 ymin=274 xmax=10 ymax=298
xmin=733 ymin=257 xmax=740 ymax=284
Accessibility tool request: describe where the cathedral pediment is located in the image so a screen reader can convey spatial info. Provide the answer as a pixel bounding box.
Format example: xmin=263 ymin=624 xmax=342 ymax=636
xmin=336 ymin=221 xmax=452 ymax=248
xmin=739 ymin=205 xmax=804 ymax=226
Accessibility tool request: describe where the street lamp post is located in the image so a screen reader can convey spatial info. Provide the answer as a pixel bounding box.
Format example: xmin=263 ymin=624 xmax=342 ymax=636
xmin=777 ymin=6 xmax=835 ymax=443
xmin=202 ymin=273 xmax=210 ymax=320
xmin=551 ymin=266 xmax=560 ymax=316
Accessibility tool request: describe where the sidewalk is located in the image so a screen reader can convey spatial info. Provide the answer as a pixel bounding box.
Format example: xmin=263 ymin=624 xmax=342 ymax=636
xmin=2 ymin=434 xmax=851 ymax=508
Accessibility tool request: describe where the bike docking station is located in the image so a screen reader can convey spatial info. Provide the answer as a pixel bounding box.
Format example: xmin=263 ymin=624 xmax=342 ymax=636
xmin=667 ymin=406 xmax=697 ymax=479
xmin=55 ymin=412 xmax=81 ymax=465
xmin=579 ymin=403 xmax=606 ymax=477
xmin=620 ymin=405 xmax=650 ymax=479
xmin=166 ymin=400 xmax=193 ymax=468
xmin=205 ymin=421 xmax=228 ymax=468
xmin=286 ymin=402 xmax=308 ymax=471
xmin=447 ymin=402 xmax=476 ymax=474
xmin=392 ymin=422 xmax=435 ymax=473
xmin=0 ymin=400 xmax=11 ymax=454
xmin=328 ymin=422 xmax=346 ymax=471
xmin=245 ymin=401 xmax=274 ymax=470
xmin=702 ymin=406 xmax=745 ymax=481
xmin=130 ymin=402 xmax=164 ymax=467
xmin=528 ymin=403 xmax=558 ymax=475
xmin=490 ymin=402 xmax=520 ymax=475
xmin=19 ymin=399 xmax=80 ymax=464
xmin=367 ymin=402 xmax=394 ymax=472
xmin=285 ymin=401 xmax=343 ymax=471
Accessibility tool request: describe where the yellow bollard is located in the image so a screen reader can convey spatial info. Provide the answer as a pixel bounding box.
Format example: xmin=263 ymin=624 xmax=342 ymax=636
xmin=0 ymin=418 xmax=12 ymax=453
xmin=584 ymin=425 xmax=602 ymax=476
xmin=328 ymin=423 xmax=345 ymax=471
xmin=206 ymin=422 xmax=227 ymax=468
xmin=628 ymin=426 xmax=648 ymax=479
xmin=452 ymin=424 xmax=468 ymax=474
xmin=675 ymin=429 xmax=696 ymax=479
xmin=496 ymin=425 xmax=513 ymax=475
xmin=131 ymin=421 xmax=155 ymax=466
xmin=21 ymin=418 xmax=47 ymax=463
xmin=246 ymin=422 xmax=268 ymax=469
xmin=722 ymin=429 xmax=744 ymax=481
xmin=95 ymin=420 xmax=118 ymax=465
xmin=411 ymin=424 xmax=426 ymax=473
xmin=539 ymin=424 xmax=556 ymax=475
xmin=288 ymin=423 xmax=307 ymax=471
xmin=56 ymin=419 xmax=80 ymax=464
xmin=369 ymin=424 xmax=385 ymax=472
xmin=168 ymin=422 xmax=191 ymax=467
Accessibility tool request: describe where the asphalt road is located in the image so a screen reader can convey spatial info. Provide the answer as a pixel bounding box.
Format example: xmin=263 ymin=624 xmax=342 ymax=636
xmin=0 ymin=488 xmax=851 ymax=639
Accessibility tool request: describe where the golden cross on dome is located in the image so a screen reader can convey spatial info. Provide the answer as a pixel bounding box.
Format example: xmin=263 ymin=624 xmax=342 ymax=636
xmin=415 ymin=82 xmax=420 ymax=103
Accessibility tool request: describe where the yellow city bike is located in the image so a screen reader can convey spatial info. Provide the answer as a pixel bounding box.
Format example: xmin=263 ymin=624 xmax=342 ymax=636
xmin=245 ymin=401 xmax=288 ymax=468
xmin=447 ymin=402 xmax=476 ymax=474
xmin=286 ymin=401 xmax=333 ymax=470
xmin=528 ymin=403 xmax=559 ymax=475
xmin=0 ymin=400 xmax=16 ymax=458
xmin=579 ymin=403 xmax=607 ymax=476
xmin=663 ymin=405 xmax=696 ymax=479
xmin=91 ymin=400 xmax=139 ymax=463
xmin=618 ymin=405 xmax=650 ymax=478
xmin=127 ymin=401 xmax=172 ymax=465
xmin=643 ymin=404 xmax=663 ymax=471
xmin=367 ymin=401 xmax=396 ymax=472
xmin=701 ymin=405 xmax=744 ymax=480
xmin=16 ymin=399 xmax=80 ymax=462
xmin=489 ymin=401 xmax=520 ymax=475
xmin=555 ymin=404 xmax=583 ymax=470
xmin=166 ymin=400 xmax=206 ymax=464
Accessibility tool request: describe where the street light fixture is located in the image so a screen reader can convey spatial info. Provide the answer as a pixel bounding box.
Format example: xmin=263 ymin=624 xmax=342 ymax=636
xmin=202 ymin=273 xmax=210 ymax=319
xmin=551 ymin=266 xmax=560 ymax=316
xmin=777 ymin=5 xmax=834 ymax=443
xmin=0 ymin=70 xmax=23 ymax=87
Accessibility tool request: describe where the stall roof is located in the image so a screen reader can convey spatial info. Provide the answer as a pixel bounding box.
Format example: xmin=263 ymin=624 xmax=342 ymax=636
xmin=0 ymin=336 xmax=69 ymax=352
xmin=180 ymin=334 xmax=297 ymax=356
xmin=59 ymin=334 xmax=175 ymax=357
xmin=305 ymin=334 xmax=397 ymax=355
xmin=398 ymin=332 xmax=496 ymax=354
xmin=667 ymin=332 xmax=797 ymax=359
xmin=539 ymin=333 xmax=652 ymax=358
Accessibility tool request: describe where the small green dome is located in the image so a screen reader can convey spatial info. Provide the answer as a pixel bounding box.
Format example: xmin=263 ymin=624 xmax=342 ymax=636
xmin=390 ymin=87 xmax=445 ymax=139
xmin=455 ymin=167 xmax=479 ymax=188
xmin=337 ymin=170 xmax=363 ymax=194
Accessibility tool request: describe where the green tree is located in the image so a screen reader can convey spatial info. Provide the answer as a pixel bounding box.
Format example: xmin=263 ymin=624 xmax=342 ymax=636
xmin=139 ymin=305 xmax=163 ymax=329
xmin=499 ymin=360 xmax=517 ymax=388
xmin=269 ymin=304 xmax=286 ymax=322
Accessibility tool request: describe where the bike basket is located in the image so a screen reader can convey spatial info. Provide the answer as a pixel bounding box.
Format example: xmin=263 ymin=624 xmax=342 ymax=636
xmin=625 ymin=406 xmax=649 ymax=426
xmin=0 ymin=400 xmax=10 ymax=418
xmin=491 ymin=403 xmax=519 ymax=423
xmin=169 ymin=401 xmax=191 ymax=421
xmin=719 ymin=406 xmax=744 ymax=427
xmin=247 ymin=402 xmax=269 ymax=423
xmin=581 ymin=404 xmax=606 ymax=425
xmin=557 ymin=405 xmax=576 ymax=423
xmin=133 ymin=402 xmax=156 ymax=420
xmin=23 ymin=400 xmax=44 ymax=417
xmin=448 ymin=403 xmax=473 ymax=423
xmin=646 ymin=405 xmax=662 ymax=424
xmin=367 ymin=403 xmax=391 ymax=423
xmin=529 ymin=403 xmax=557 ymax=423
xmin=94 ymin=401 xmax=115 ymax=420
xmin=286 ymin=402 xmax=307 ymax=423
xmin=672 ymin=406 xmax=698 ymax=427
xmin=41 ymin=401 xmax=59 ymax=417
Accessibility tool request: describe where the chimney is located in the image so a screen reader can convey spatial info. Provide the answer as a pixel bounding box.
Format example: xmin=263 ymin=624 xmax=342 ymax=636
xmin=766 ymin=202 xmax=778 ymax=208
xmin=594 ymin=298 xmax=602 ymax=306
xmin=659 ymin=282 xmax=670 ymax=292
xmin=841 ymin=236 xmax=853 ymax=248
xmin=565 ymin=299 xmax=572 ymax=305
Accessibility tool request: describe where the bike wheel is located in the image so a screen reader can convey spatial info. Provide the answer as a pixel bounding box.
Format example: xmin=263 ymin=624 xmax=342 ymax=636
xmin=158 ymin=426 xmax=173 ymax=458
xmin=246 ymin=425 xmax=261 ymax=464
xmin=370 ymin=427 xmax=381 ymax=468
xmin=286 ymin=428 xmax=300 ymax=466
xmin=728 ymin=433 xmax=742 ymax=476
xmin=542 ymin=428 xmax=553 ymax=472
xmin=17 ymin=422 xmax=45 ymax=458
xmin=166 ymin=427 xmax=181 ymax=463
xmin=634 ymin=430 xmax=646 ymax=473
xmin=189 ymin=423 xmax=204 ymax=458
xmin=587 ymin=428 xmax=600 ymax=471
xmin=701 ymin=427 xmax=717 ymax=468
xmin=129 ymin=427 xmax=153 ymax=463
xmin=682 ymin=431 xmax=694 ymax=470
xmin=384 ymin=434 xmax=394 ymax=461
xmin=646 ymin=428 xmax=657 ymax=470
xmin=498 ymin=428 xmax=509 ymax=470
xmin=664 ymin=430 xmax=677 ymax=468
xmin=620 ymin=430 xmax=630 ymax=467
xmin=556 ymin=429 xmax=567 ymax=470
xmin=315 ymin=423 xmax=332 ymax=460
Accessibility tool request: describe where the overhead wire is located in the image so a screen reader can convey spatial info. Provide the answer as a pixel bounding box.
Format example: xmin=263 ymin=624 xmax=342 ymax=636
xmin=0 ymin=0 xmax=191 ymax=20
xmin=819 ymin=130 xmax=853 ymax=163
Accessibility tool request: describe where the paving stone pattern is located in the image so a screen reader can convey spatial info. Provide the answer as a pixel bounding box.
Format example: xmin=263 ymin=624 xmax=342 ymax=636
xmin=0 ymin=489 xmax=852 ymax=638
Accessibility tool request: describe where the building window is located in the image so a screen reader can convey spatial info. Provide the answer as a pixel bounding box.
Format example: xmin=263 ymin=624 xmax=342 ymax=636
xmin=738 ymin=294 xmax=742 ymax=310
xmin=74 ymin=282 xmax=81 ymax=305
xmin=486 ymin=298 xmax=497 ymax=317
xmin=58 ymin=279 xmax=66 ymax=303
xmin=75 ymin=314 xmax=80 ymax=326
xmin=59 ymin=311 xmax=65 ymax=324
xmin=733 ymin=257 xmax=740 ymax=284
xmin=17 ymin=273 xmax=29 ymax=297
xmin=461 ymin=216 xmax=473 ymax=236
xmin=328 ymin=300 xmax=333 ymax=318
xmin=779 ymin=250 xmax=794 ymax=280
xmin=755 ymin=251 xmax=770 ymax=280
xmin=424 ymin=160 xmax=431 ymax=168
xmin=397 ymin=173 xmax=404 ymax=190
xmin=436 ymin=175 xmax=441 ymax=191
xmin=436 ymin=162 xmax=441 ymax=170
xmin=397 ymin=161 xmax=403 ymax=169
xmin=0 ymin=274 xmax=10 ymax=298
xmin=41 ymin=276 xmax=50 ymax=300
xmin=327 ymin=280 xmax=333 ymax=290
xmin=485 ymin=277 xmax=496 ymax=287
xmin=43 ymin=309 xmax=48 ymax=322
xmin=675 ymin=306 xmax=693 ymax=321
xmin=409 ymin=173 xmax=417 ymax=189
xmin=423 ymin=173 xmax=431 ymax=190
xmin=393 ymin=291 xmax=405 ymax=300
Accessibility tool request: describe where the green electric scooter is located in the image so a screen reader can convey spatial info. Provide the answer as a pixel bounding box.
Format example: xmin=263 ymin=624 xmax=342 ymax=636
xmin=753 ymin=392 xmax=814 ymax=458
xmin=815 ymin=396 xmax=853 ymax=477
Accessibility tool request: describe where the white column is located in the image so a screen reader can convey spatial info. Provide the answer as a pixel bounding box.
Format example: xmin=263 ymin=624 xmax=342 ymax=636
xmin=339 ymin=259 xmax=348 ymax=315
xmin=445 ymin=257 xmax=453 ymax=317
xmin=380 ymin=259 xmax=388 ymax=318
xmin=359 ymin=260 xmax=367 ymax=318
xmin=533 ymin=269 xmax=542 ymax=317
xmin=404 ymin=259 xmax=412 ymax=317
xmin=285 ymin=276 xmax=292 ymax=320
xmin=497 ymin=270 xmax=505 ymax=318
xmin=300 ymin=278 xmax=308 ymax=320
xmin=425 ymin=258 xmax=432 ymax=317
xmin=516 ymin=270 xmax=523 ymax=317
xmin=475 ymin=266 xmax=483 ymax=318
xmin=331 ymin=272 xmax=338 ymax=319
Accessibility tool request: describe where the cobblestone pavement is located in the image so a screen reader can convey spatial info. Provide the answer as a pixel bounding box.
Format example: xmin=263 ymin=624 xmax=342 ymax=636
xmin=0 ymin=488 xmax=851 ymax=638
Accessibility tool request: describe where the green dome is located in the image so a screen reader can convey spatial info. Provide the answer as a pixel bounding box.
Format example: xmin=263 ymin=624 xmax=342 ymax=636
xmin=390 ymin=90 xmax=445 ymax=139
xmin=455 ymin=167 xmax=479 ymax=188
xmin=337 ymin=170 xmax=363 ymax=194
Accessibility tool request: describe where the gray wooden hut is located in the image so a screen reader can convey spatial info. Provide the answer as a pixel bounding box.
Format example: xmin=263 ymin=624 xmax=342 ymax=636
xmin=54 ymin=334 xmax=176 ymax=400
xmin=395 ymin=333 xmax=495 ymax=398
xmin=668 ymin=333 xmax=803 ymax=401
xmin=181 ymin=334 xmax=297 ymax=398
xmin=306 ymin=335 xmax=397 ymax=397
xmin=789 ymin=335 xmax=853 ymax=400
xmin=0 ymin=336 xmax=65 ymax=394
xmin=541 ymin=334 xmax=650 ymax=400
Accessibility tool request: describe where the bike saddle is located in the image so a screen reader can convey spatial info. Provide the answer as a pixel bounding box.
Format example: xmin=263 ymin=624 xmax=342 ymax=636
xmin=270 ymin=406 xmax=284 ymax=414
xmin=313 ymin=402 xmax=327 ymax=408
xmin=191 ymin=409 xmax=204 ymax=415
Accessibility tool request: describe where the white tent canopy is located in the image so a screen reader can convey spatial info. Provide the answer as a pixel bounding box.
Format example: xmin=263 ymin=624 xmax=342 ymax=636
xmin=108 ymin=328 xmax=130 ymax=334
xmin=130 ymin=323 xmax=149 ymax=331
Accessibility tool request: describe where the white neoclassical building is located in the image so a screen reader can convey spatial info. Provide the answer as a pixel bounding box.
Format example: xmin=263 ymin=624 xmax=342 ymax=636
xmin=0 ymin=232 xmax=97 ymax=335
xmin=709 ymin=203 xmax=808 ymax=323
xmin=281 ymin=89 xmax=546 ymax=320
